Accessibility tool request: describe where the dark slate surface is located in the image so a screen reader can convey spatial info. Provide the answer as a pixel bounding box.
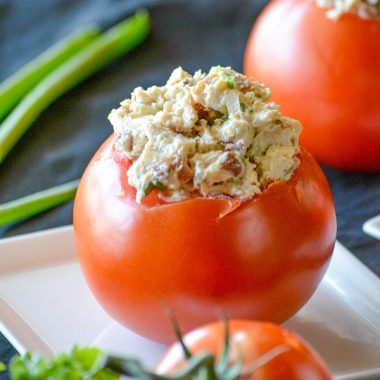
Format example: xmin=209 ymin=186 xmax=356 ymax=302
xmin=1 ymin=0 xmax=379 ymax=377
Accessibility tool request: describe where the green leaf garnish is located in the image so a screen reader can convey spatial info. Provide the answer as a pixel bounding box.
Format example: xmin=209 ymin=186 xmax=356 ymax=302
xmin=9 ymin=347 xmax=119 ymax=380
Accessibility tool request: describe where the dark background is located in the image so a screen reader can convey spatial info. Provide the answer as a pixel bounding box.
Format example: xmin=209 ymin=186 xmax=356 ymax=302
xmin=1 ymin=0 xmax=380 ymax=377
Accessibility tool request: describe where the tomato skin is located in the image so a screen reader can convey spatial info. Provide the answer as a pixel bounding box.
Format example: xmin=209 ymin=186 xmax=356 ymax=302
xmin=73 ymin=134 xmax=336 ymax=343
xmin=244 ymin=0 xmax=380 ymax=172
xmin=156 ymin=320 xmax=332 ymax=379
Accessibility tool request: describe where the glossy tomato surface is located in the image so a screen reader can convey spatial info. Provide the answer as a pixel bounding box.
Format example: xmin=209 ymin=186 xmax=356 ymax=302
xmin=244 ymin=0 xmax=380 ymax=171
xmin=74 ymin=134 xmax=336 ymax=343
xmin=156 ymin=320 xmax=332 ymax=379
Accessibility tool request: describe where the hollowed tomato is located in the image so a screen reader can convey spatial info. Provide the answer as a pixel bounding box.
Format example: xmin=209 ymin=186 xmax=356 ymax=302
xmin=244 ymin=0 xmax=380 ymax=171
xmin=73 ymin=134 xmax=336 ymax=343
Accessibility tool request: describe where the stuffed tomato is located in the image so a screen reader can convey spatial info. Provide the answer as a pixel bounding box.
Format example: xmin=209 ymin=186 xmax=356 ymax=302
xmin=244 ymin=0 xmax=380 ymax=171
xmin=74 ymin=67 xmax=336 ymax=343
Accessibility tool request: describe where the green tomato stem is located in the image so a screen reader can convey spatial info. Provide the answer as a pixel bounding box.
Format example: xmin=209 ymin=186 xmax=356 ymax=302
xmin=0 ymin=27 xmax=100 ymax=122
xmin=106 ymin=353 xmax=218 ymax=380
xmin=0 ymin=179 xmax=79 ymax=227
xmin=0 ymin=10 xmax=150 ymax=165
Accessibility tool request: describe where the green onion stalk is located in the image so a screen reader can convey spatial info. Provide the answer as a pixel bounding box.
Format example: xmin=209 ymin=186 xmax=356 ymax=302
xmin=0 ymin=26 xmax=100 ymax=122
xmin=0 ymin=10 xmax=150 ymax=164
xmin=0 ymin=11 xmax=150 ymax=227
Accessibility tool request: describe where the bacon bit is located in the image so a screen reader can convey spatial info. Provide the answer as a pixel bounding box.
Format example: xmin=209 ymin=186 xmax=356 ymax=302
xmin=178 ymin=166 xmax=193 ymax=183
xmin=221 ymin=153 xmax=243 ymax=176
xmin=274 ymin=119 xmax=283 ymax=127
xmin=168 ymin=124 xmax=180 ymax=132
xmin=194 ymin=103 xmax=223 ymax=124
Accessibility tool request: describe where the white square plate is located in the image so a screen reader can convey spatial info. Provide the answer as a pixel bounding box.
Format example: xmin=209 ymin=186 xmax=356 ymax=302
xmin=1 ymin=226 xmax=380 ymax=379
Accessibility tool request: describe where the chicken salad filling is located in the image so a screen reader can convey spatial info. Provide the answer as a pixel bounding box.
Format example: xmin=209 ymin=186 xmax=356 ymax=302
xmin=109 ymin=66 xmax=301 ymax=203
xmin=316 ymin=0 xmax=380 ymax=19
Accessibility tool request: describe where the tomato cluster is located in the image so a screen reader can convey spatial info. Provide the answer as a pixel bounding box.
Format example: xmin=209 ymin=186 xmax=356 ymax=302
xmin=244 ymin=0 xmax=380 ymax=171
xmin=74 ymin=134 xmax=336 ymax=343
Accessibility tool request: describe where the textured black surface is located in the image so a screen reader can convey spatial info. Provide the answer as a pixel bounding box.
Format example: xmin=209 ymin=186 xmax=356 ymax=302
xmin=1 ymin=0 xmax=380 ymax=376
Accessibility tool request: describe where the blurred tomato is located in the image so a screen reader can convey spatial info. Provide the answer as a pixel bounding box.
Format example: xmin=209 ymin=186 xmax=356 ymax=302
xmin=156 ymin=320 xmax=332 ymax=379
xmin=74 ymin=134 xmax=336 ymax=343
xmin=244 ymin=0 xmax=380 ymax=171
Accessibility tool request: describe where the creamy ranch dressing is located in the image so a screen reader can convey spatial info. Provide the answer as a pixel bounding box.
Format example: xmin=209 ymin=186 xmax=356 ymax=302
xmin=109 ymin=67 xmax=301 ymax=203
xmin=316 ymin=0 xmax=380 ymax=19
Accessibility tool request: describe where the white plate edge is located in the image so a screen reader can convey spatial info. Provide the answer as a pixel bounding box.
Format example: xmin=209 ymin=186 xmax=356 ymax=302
xmin=363 ymin=215 xmax=380 ymax=240
xmin=0 ymin=297 xmax=54 ymax=356
xmin=325 ymin=241 xmax=380 ymax=332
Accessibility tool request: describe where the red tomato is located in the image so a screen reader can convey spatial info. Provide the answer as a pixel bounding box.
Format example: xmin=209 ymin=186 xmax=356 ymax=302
xmin=156 ymin=320 xmax=332 ymax=379
xmin=73 ymin=134 xmax=336 ymax=343
xmin=244 ymin=0 xmax=380 ymax=172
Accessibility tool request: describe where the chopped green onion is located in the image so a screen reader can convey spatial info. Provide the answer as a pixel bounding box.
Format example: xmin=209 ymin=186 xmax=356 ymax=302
xmin=143 ymin=179 xmax=167 ymax=197
xmin=0 ymin=179 xmax=79 ymax=227
xmin=220 ymin=114 xmax=229 ymax=124
xmin=224 ymin=76 xmax=236 ymax=89
xmin=214 ymin=66 xmax=236 ymax=89
xmin=0 ymin=10 xmax=150 ymax=165
xmin=0 ymin=26 xmax=100 ymax=122
xmin=153 ymin=180 xmax=167 ymax=191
